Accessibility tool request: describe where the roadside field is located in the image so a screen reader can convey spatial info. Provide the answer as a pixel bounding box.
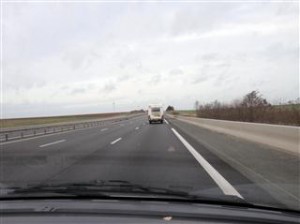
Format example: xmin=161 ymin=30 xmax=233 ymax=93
xmin=0 ymin=112 xmax=138 ymax=128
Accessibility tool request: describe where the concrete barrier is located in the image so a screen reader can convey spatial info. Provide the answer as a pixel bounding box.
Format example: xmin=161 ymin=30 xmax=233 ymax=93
xmin=167 ymin=115 xmax=299 ymax=154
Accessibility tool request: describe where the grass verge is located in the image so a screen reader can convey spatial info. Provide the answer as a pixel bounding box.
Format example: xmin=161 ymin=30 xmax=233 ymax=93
xmin=0 ymin=112 xmax=135 ymax=128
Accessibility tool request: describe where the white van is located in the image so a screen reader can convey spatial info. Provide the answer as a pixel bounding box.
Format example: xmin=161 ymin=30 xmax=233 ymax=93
xmin=148 ymin=104 xmax=164 ymax=124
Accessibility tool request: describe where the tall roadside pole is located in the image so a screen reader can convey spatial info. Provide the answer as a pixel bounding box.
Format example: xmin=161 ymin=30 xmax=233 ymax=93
xmin=195 ymin=100 xmax=199 ymax=117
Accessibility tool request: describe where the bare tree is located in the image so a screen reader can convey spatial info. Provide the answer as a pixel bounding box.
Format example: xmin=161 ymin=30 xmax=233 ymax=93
xmin=166 ymin=106 xmax=175 ymax=111
xmin=241 ymin=91 xmax=269 ymax=108
xmin=240 ymin=91 xmax=270 ymax=122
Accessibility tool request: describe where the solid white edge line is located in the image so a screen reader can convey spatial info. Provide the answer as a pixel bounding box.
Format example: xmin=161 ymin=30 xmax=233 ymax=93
xmin=39 ymin=139 xmax=66 ymax=148
xmin=164 ymin=119 xmax=169 ymax=125
xmin=171 ymin=128 xmax=243 ymax=199
xmin=110 ymin=137 xmax=122 ymax=145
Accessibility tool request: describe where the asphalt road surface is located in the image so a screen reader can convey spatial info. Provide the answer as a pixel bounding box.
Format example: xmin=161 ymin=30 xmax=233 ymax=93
xmin=1 ymin=115 xmax=299 ymax=210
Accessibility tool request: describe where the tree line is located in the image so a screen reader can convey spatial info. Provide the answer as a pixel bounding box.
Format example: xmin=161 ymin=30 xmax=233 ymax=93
xmin=195 ymin=91 xmax=300 ymax=126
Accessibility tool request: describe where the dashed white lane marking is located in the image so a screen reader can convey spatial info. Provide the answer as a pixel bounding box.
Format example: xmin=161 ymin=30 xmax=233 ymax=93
xmin=39 ymin=139 xmax=66 ymax=148
xmin=135 ymin=127 xmax=139 ymax=130
xmin=164 ymin=119 xmax=169 ymax=125
xmin=101 ymin=128 xmax=108 ymax=131
xmin=171 ymin=128 xmax=243 ymax=199
xmin=110 ymin=137 xmax=122 ymax=145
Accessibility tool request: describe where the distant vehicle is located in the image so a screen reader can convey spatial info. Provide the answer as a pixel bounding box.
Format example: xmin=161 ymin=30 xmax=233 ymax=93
xmin=148 ymin=104 xmax=164 ymax=124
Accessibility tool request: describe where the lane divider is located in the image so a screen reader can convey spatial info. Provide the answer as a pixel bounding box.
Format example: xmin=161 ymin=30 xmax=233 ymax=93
xmin=39 ymin=139 xmax=66 ymax=148
xmin=164 ymin=119 xmax=169 ymax=125
xmin=171 ymin=128 xmax=243 ymax=199
xmin=111 ymin=137 xmax=122 ymax=145
xmin=135 ymin=127 xmax=139 ymax=130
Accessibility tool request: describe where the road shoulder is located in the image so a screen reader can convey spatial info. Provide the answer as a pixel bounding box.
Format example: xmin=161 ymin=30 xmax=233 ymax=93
xmin=167 ymin=117 xmax=300 ymax=210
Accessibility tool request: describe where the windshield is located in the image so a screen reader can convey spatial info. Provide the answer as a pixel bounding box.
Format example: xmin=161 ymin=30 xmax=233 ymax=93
xmin=151 ymin=108 xmax=161 ymax=113
xmin=1 ymin=1 xmax=299 ymax=213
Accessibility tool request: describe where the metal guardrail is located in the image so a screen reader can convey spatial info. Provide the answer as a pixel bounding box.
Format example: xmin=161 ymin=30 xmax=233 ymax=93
xmin=0 ymin=115 xmax=139 ymax=143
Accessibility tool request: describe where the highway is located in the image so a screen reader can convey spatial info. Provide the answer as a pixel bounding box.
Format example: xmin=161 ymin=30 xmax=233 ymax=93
xmin=1 ymin=115 xmax=299 ymax=209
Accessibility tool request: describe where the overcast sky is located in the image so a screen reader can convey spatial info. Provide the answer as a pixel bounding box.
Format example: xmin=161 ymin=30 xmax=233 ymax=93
xmin=2 ymin=1 xmax=299 ymax=118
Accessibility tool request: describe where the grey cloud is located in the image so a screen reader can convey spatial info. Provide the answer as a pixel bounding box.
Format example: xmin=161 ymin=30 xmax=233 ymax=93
xmin=233 ymin=53 xmax=248 ymax=62
xmin=213 ymin=68 xmax=234 ymax=87
xmin=201 ymin=53 xmax=219 ymax=61
xmin=169 ymin=68 xmax=184 ymax=76
xmin=251 ymin=79 xmax=269 ymax=88
xmin=87 ymin=83 xmax=96 ymax=89
xmin=3 ymin=64 xmax=46 ymax=90
xmin=102 ymin=83 xmax=116 ymax=93
xmin=169 ymin=4 xmax=241 ymax=37
xmin=68 ymin=82 xmax=97 ymax=95
xmin=275 ymin=3 xmax=298 ymax=16
xmin=117 ymin=74 xmax=130 ymax=82
xmin=63 ymin=51 xmax=86 ymax=70
xmin=119 ymin=63 xmax=125 ymax=69
xmin=136 ymin=61 xmax=142 ymax=68
xmin=60 ymin=85 xmax=69 ymax=91
xmin=71 ymin=88 xmax=86 ymax=95
xmin=217 ymin=62 xmax=231 ymax=69
xmin=36 ymin=80 xmax=46 ymax=88
xmin=193 ymin=60 xmax=231 ymax=84
xmin=194 ymin=75 xmax=210 ymax=84
xmin=193 ymin=64 xmax=212 ymax=84
xmin=150 ymin=74 xmax=161 ymax=83
xmin=170 ymin=8 xmax=214 ymax=36
xmin=213 ymin=62 xmax=232 ymax=86
xmin=62 ymin=47 xmax=102 ymax=71
xmin=213 ymin=74 xmax=227 ymax=87
xmin=262 ymin=42 xmax=298 ymax=61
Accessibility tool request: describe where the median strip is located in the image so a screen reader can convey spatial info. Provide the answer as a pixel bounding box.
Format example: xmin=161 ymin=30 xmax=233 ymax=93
xmin=171 ymin=128 xmax=243 ymax=199
xmin=110 ymin=137 xmax=122 ymax=145
xmin=39 ymin=139 xmax=66 ymax=148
